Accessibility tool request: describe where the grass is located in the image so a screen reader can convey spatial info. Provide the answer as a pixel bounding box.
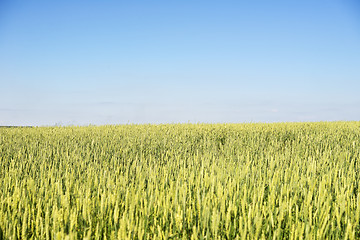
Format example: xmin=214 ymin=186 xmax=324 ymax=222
xmin=0 ymin=122 xmax=359 ymax=239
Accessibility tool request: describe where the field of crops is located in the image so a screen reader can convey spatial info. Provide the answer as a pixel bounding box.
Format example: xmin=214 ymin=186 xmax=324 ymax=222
xmin=0 ymin=122 xmax=359 ymax=239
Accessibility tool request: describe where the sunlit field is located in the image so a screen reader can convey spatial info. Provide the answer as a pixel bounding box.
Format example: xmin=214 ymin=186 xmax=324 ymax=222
xmin=0 ymin=122 xmax=359 ymax=239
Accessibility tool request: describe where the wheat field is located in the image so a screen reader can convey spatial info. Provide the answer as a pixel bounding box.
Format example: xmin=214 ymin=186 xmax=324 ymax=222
xmin=0 ymin=122 xmax=359 ymax=239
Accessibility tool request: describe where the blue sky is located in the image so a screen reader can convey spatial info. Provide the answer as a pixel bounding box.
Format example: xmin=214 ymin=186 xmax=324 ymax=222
xmin=1 ymin=0 xmax=359 ymax=125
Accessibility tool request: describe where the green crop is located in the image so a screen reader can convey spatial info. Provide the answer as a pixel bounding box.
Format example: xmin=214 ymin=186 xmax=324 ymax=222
xmin=0 ymin=122 xmax=359 ymax=239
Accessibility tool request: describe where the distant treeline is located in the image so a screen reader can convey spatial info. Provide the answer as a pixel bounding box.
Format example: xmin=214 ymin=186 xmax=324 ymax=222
xmin=0 ymin=126 xmax=33 ymax=128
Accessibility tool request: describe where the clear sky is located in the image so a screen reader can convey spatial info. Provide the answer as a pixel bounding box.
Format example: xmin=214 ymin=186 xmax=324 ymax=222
xmin=1 ymin=0 xmax=359 ymax=126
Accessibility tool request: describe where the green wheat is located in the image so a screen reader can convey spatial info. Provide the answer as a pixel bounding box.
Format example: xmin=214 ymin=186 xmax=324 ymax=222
xmin=0 ymin=122 xmax=359 ymax=239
